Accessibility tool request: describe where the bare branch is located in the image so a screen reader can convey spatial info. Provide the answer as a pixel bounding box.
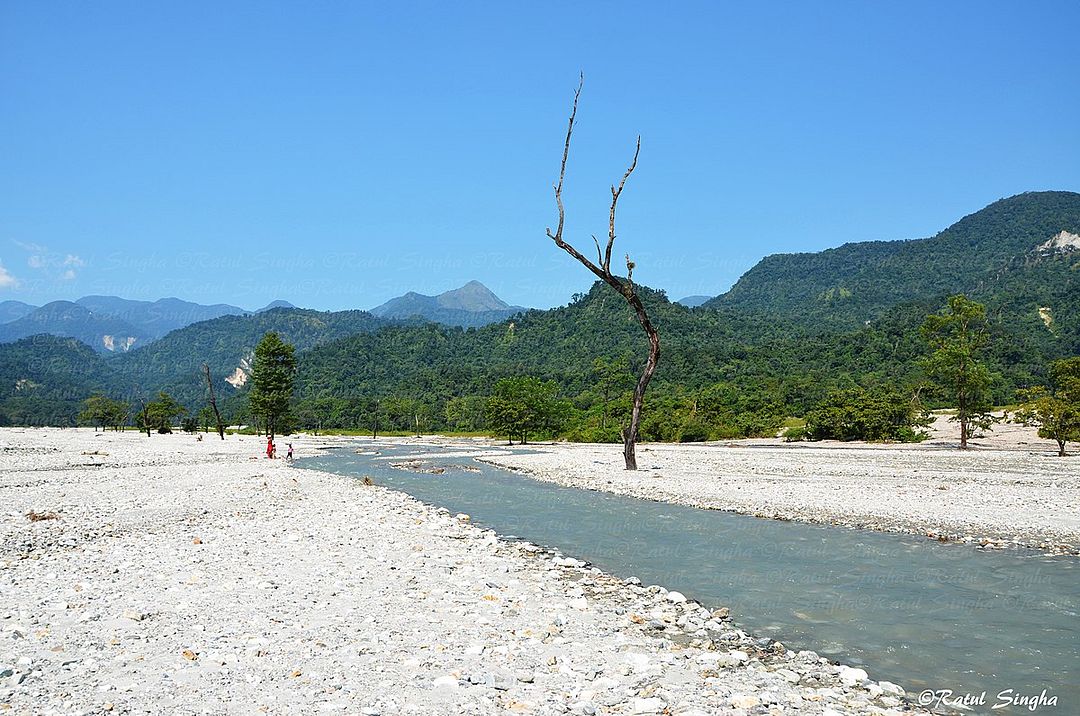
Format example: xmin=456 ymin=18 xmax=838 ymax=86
xmin=606 ymin=135 xmax=640 ymax=272
xmin=548 ymin=74 xmax=583 ymax=248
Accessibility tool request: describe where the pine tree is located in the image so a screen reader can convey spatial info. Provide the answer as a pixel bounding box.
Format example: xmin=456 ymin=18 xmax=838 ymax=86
xmin=248 ymin=332 xmax=297 ymax=441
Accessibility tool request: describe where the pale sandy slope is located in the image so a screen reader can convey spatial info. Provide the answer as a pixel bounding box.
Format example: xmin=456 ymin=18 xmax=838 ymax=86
xmin=1 ymin=429 xmax=921 ymax=715
xmin=478 ymin=420 xmax=1080 ymax=554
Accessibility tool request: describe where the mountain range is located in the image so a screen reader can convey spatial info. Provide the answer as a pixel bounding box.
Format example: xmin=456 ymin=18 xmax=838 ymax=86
xmin=0 ymin=283 xmax=523 ymax=353
xmin=1 ymin=190 xmax=1078 ymax=429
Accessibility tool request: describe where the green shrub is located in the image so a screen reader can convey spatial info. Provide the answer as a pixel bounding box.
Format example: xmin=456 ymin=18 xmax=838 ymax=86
xmin=804 ymin=386 xmax=930 ymax=442
xmin=678 ymin=419 xmax=709 ymax=442
xmin=782 ymin=425 xmax=808 ymax=442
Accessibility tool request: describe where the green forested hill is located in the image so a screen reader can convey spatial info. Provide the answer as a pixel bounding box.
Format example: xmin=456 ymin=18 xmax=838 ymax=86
xmin=705 ymin=191 xmax=1080 ymax=336
xmin=0 ymin=336 xmax=115 ymax=425
xmin=109 ymin=308 xmax=389 ymax=408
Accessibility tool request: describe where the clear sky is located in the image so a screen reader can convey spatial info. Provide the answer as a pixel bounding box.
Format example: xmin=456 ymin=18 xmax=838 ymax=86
xmin=2 ymin=1 xmax=1078 ymax=311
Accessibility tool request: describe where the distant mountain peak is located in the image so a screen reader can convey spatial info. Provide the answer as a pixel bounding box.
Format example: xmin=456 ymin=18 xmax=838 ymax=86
xmin=370 ymin=281 xmax=524 ymax=328
xmin=435 ymin=281 xmax=510 ymax=312
xmin=676 ymin=295 xmax=713 ymax=308
xmin=256 ymin=299 xmax=298 ymax=313
xmin=0 ymin=299 xmax=39 ymax=324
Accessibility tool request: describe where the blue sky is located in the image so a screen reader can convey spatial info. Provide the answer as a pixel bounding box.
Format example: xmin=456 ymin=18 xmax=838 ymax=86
xmin=2 ymin=1 xmax=1078 ymax=310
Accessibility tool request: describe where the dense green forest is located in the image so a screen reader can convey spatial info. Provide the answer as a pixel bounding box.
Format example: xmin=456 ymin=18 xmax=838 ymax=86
xmin=2 ymin=191 xmax=1078 ymax=439
xmin=706 ymin=191 xmax=1080 ymax=341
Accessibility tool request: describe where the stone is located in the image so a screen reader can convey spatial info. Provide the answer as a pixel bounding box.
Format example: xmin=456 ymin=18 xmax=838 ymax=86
xmin=629 ymin=697 xmax=667 ymax=714
xmin=665 ymin=591 xmax=687 ymax=604
xmin=729 ymin=694 xmax=759 ymax=709
xmin=878 ymin=680 xmax=905 ymax=697
xmin=432 ymin=675 xmax=459 ymax=689
xmin=776 ymin=668 xmax=800 ymax=683
xmin=838 ymin=665 xmax=868 ymax=686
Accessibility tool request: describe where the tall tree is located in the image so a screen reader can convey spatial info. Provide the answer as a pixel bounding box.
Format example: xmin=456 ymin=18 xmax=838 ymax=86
xmin=545 ymin=76 xmax=659 ymax=470
xmin=248 ymin=332 xmax=297 ymax=442
xmin=921 ymin=295 xmax=994 ymax=449
xmin=1015 ymin=357 xmax=1080 ymax=457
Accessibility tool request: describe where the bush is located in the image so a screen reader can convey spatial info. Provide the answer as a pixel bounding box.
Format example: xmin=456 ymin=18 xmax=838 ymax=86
xmin=678 ymin=419 xmax=709 ymax=442
xmin=783 ymin=425 xmax=808 ymax=442
xmin=804 ymin=386 xmax=930 ymax=442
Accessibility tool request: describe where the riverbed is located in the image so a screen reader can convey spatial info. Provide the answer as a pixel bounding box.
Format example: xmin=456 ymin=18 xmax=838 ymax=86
xmin=300 ymin=442 xmax=1079 ymax=713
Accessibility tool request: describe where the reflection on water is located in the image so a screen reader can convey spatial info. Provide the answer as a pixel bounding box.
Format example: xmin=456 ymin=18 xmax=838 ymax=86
xmin=298 ymin=444 xmax=1078 ymax=713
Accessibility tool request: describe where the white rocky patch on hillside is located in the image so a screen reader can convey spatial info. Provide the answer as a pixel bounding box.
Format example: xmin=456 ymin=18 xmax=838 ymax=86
xmin=101 ymin=335 xmax=137 ymax=352
xmin=1035 ymin=230 xmax=1080 ymax=255
xmin=1038 ymin=306 xmax=1054 ymax=330
xmin=225 ymin=354 xmax=254 ymax=388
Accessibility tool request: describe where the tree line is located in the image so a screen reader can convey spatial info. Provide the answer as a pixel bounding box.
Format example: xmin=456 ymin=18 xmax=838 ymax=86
xmin=73 ymin=295 xmax=1080 ymax=456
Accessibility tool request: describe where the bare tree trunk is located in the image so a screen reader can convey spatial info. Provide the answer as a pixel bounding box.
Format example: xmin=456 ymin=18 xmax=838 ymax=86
xmin=545 ymin=76 xmax=659 ymax=470
xmin=1058 ymin=439 xmax=1067 ymax=457
xmin=202 ymin=364 xmax=226 ymax=440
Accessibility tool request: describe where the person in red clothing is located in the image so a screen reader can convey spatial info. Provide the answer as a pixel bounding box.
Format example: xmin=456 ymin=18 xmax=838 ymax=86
xmin=266 ymin=436 xmax=275 ymax=459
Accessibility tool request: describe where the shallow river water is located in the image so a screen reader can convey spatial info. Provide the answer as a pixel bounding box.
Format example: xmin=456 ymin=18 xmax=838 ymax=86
xmin=298 ymin=444 xmax=1078 ymax=713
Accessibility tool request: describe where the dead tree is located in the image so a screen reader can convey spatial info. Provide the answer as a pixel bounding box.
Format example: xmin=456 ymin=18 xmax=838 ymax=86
xmin=138 ymin=398 xmax=151 ymax=437
xmin=202 ymin=364 xmax=226 ymax=440
xmin=545 ymin=77 xmax=660 ymax=470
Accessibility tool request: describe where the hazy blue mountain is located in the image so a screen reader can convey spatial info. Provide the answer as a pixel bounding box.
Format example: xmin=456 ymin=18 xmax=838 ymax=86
xmin=0 ymin=301 xmax=149 ymax=353
xmin=75 ymin=295 xmax=247 ymax=339
xmin=255 ymin=300 xmax=298 ymax=312
xmin=676 ymin=295 xmax=713 ymax=308
xmin=0 ymin=300 xmax=38 ymax=324
xmin=370 ymin=280 xmax=526 ymax=328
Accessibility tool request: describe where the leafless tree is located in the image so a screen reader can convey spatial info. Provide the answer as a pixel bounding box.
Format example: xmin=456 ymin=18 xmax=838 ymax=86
xmin=545 ymin=76 xmax=659 ymax=470
xmin=202 ymin=364 xmax=225 ymax=440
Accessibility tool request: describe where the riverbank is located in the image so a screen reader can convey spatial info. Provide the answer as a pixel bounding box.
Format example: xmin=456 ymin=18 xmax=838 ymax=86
xmin=474 ymin=435 xmax=1079 ymax=556
xmin=1 ymin=428 xmax=925 ymax=715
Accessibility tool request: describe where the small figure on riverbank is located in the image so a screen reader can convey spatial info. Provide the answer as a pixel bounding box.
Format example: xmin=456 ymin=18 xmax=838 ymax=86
xmin=266 ymin=437 xmax=275 ymax=459
xmin=286 ymin=443 xmax=294 ymax=461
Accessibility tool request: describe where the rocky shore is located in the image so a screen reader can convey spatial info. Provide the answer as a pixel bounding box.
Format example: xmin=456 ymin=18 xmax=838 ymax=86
xmin=476 ymin=439 xmax=1079 ymax=555
xmin=1 ymin=429 xmax=928 ymax=715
